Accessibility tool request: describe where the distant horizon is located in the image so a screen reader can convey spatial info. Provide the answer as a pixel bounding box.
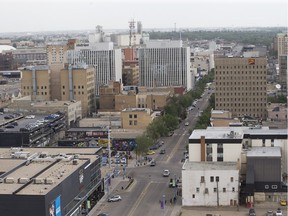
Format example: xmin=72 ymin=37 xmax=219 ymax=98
xmin=0 ymin=0 xmax=286 ymax=34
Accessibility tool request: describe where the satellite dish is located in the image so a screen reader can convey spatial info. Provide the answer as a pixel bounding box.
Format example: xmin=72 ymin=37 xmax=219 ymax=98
xmin=275 ymin=84 xmax=281 ymax=90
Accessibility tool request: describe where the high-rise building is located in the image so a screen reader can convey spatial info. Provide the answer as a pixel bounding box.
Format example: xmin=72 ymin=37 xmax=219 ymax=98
xmin=215 ymin=55 xmax=267 ymax=119
xmin=46 ymin=43 xmax=68 ymax=100
xmin=279 ymin=55 xmax=287 ymax=91
xmin=277 ymin=33 xmax=288 ymax=62
xmin=67 ymin=42 xmax=122 ymax=96
xmin=60 ymin=64 xmax=95 ymax=117
xmin=138 ymin=40 xmax=191 ymax=90
xmin=20 ymin=66 xmax=51 ymax=101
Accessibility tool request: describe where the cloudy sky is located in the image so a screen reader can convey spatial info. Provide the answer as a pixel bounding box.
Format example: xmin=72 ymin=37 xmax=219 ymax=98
xmin=0 ymin=0 xmax=287 ymax=33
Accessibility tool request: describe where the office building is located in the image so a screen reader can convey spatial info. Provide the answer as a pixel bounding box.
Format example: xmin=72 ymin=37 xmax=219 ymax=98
xmin=278 ymin=55 xmax=287 ymax=91
xmin=20 ymin=66 xmax=51 ymax=101
xmin=60 ymin=64 xmax=95 ymax=117
xmin=277 ymin=33 xmax=288 ymax=62
xmin=67 ymin=43 xmax=122 ymax=96
xmin=121 ymin=108 xmax=156 ymax=129
xmin=138 ymin=40 xmax=191 ymax=90
xmin=214 ymin=55 xmax=267 ymax=119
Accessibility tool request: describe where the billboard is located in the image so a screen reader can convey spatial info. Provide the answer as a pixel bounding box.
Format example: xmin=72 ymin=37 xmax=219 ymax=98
xmin=248 ymin=58 xmax=255 ymax=65
xmin=49 ymin=196 xmax=61 ymax=216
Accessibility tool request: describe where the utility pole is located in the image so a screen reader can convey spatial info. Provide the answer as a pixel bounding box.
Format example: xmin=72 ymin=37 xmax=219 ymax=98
xmin=216 ymin=180 xmax=219 ymax=207
xmin=107 ymin=126 xmax=111 ymax=168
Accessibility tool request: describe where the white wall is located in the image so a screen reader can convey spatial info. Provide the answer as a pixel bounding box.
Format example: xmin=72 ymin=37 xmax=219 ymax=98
xmin=114 ymin=49 xmax=123 ymax=82
xmin=223 ymin=144 xmax=242 ymax=162
xmin=182 ymin=169 xmax=239 ymax=206
xmin=189 ymin=144 xmax=201 ymax=161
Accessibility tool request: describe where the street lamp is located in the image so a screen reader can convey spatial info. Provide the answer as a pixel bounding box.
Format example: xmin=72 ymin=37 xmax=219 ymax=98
xmin=107 ymin=126 xmax=111 ymax=168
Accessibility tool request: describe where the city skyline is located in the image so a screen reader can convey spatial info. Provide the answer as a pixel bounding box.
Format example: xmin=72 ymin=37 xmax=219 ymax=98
xmin=0 ymin=0 xmax=287 ymax=33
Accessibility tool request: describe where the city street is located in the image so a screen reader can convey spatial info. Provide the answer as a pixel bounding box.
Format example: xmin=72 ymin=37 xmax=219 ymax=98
xmin=90 ymin=89 xmax=211 ymax=216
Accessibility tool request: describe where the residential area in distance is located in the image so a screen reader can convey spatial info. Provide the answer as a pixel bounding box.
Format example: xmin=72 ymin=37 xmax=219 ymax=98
xmin=0 ymin=18 xmax=287 ymax=216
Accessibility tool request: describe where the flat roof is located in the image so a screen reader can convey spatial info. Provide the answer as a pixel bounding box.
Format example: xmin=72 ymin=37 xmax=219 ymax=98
xmin=189 ymin=127 xmax=244 ymax=140
xmin=247 ymin=147 xmax=281 ymax=157
xmin=0 ymin=147 xmax=101 ymax=195
xmin=183 ymin=161 xmax=237 ymax=171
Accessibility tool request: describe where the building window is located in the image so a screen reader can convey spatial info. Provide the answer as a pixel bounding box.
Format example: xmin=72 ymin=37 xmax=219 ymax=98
xmin=232 ymin=187 xmax=235 ymax=192
xmin=192 ymin=194 xmax=195 ymax=198
xmin=231 ymin=177 xmax=234 ymax=182
xmin=223 ymin=188 xmax=226 ymax=193
xmin=63 ymin=92 xmax=65 ymax=95
xmin=63 ymin=86 xmax=65 ymax=89
xmin=134 ymin=114 xmax=137 ymax=118
xmin=216 ymin=176 xmax=219 ymax=182
xmin=134 ymin=120 xmax=137 ymax=125
xmin=129 ymin=114 xmax=132 ymax=118
xmin=196 ymin=187 xmax=199 ymax=193
xmin=213 ymin=188 xmax=217 ymax=193
xmin=210 ymin=176 xmax=214 ymax=182
xmin=272 ymin=185 xmax=277 ymax=189
xmin=201 ymin=176 xmax=205 ymax=183
xmin=129 ymin=120 xmax=132 ymax=125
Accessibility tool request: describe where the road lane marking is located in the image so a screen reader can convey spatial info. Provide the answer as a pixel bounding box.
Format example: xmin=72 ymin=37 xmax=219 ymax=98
xmin=127 ymin=182 xmax=151 ymax=216
xmin=166 ymin=132 xmax=186 ymax=162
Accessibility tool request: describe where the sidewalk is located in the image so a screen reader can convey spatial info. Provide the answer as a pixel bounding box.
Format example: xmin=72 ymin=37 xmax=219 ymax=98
xmin=87 ymin=172 xmax=134 ymax=216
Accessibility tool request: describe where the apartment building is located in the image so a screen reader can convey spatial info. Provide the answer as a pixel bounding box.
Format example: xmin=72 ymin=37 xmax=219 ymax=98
xmin=121 ymin=108 xmax=155 ymax=129
xmin=138 ymin=40 xmax=191 ymax=90
xmin=60 ymin=64 xmax=95 ymax=117
xmin=214 ymin=55 xmax=267 ymax=119
xmin=20 ymin=65 xmax=51 ymax=101
xmin=277 ymin=33 xmax=288 ymax=61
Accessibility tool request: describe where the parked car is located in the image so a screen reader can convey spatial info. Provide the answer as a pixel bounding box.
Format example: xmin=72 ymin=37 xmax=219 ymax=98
xmin=150 ymin=160 xmax=156 ymax=166
xmin=185 ymin=122 xmax=189 ymax=126
xmin=160 ymin=149 xmax=166 ymax=154
xmin=97 ymin=213 xmax=109 ymax=216
xmin=248 ymin=208 xmax=256 ymax=216
xmin=162 ymin=169 xmax=170 ymax=177
xmin=120 ymin=158 xmax=126 ymax=164
xmin=149 ymin=144 xmax=159 ymax=150
xmin=108 ymin=195 xmax=122 ymax=202
xmin=276 ymin=208 xmax=283 ymax=216
xmin=280 ymin=199 xmax=287 ymax=206
xmin=266 ymin=210 xmax=273 ymax=216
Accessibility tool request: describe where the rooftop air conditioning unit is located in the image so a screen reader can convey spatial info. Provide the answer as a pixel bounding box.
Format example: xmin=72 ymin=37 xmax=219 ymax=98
xmin=45 ymin=178 xmax=54 ymax=184
xmin=34 ymin=178 xmax=44 ymax=184
xmin=5 ymin=177 xmax=15 ymax=183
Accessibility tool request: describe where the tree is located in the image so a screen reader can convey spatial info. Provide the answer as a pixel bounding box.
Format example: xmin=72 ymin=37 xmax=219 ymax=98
xmin=135 ymin=134 xmax=153 ymax=160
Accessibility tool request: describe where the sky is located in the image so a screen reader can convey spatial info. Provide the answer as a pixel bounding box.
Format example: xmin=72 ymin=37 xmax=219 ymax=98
xmin=0 ymin=0 xmax=287 ymax=33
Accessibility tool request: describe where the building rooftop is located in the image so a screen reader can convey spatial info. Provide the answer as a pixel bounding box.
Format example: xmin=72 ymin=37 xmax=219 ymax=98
xmin=247 ymin=147 xmax=281 ymax=157
xmin=189 ymin=127 xmax=244 ymax=140
xmin=0 ymin=147 xmax=101 ymax=195
xmin=183 ymin=161 xmax=237 ymax=171
xmin=122 ymin=108 xmax=151 ymax=113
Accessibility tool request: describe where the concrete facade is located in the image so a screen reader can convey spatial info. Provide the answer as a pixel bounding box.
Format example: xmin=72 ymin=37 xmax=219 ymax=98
xmin=214 ymin=57 xmax=267 ymax=119
xmin=182 ymin=162 xmax=239 ymax=206
xmin=121 ymin=108 xmax=154 ymax=129
xmin=99 ymin=81 xmax=122 ymax=110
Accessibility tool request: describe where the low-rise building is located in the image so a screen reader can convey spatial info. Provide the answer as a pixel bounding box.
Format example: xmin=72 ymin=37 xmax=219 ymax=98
xmin=267 ymin=103 xmax=287 ymax=122
xmin=210 ymin=110 xmax=241 ymax=127
xmin=0 ymin=147 xmax=103 ymax=216
xmin=182 ymin=162 xmax=239 ymax=206
xmin=121 ymin=108 xmax=156 ymax=129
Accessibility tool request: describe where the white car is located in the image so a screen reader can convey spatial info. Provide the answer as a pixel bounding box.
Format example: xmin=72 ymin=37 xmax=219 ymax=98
xmin=276 ymin=208 xmax=283 ymax=216
xmin=108 ymin=195 xmax=122 ymax=202
xmin=163 ymin=169 xmax=170 ymax=177
xmin=185 ymin=122 xmax=189 ymax=126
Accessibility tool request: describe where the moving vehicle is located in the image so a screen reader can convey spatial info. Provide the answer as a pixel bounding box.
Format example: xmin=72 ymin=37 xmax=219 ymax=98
xmin=163 ymin=169 xmax=170 ymax=177
xmin=276 ymin=208 xmax=283 ymax=216
xmin=146 ymin=150 xmax=155 ymax=155
xmin=185 ymin=122 xmax=189 ymax=126
xmin=108 ymin=195 xmax=122 ymax=202
xmin=280 ymin=199 xmax=287 ymax=206
xmin=266 ymin=210 xmax=273 ymax=216
xmin=169 ymin=178 xmax=177 ymax=188
xmin=248 ymin=208 xmax=256 ymax=216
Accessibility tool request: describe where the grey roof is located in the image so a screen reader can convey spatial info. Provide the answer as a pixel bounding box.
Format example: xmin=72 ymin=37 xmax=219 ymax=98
xmin=182 ymin=161 xmax=238 ymax=171
xmin=246 ymin=147 xmax=281 ymax=157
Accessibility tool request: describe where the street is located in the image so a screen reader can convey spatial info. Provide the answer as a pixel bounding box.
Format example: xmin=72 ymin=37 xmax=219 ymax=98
xmin=91 ymin=89 xmax=212 ymax=216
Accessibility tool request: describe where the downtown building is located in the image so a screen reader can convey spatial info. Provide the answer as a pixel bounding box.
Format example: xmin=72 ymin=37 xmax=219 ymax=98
xmin=214 ymin=51 xmax=267 ymax=119
xmin=138 ymin=40 xmax=192 ymax=90
xmin=67 ymin=42 xmax=122 ymax=96
xmin=276 ymin=33 xmax=288 ymax=91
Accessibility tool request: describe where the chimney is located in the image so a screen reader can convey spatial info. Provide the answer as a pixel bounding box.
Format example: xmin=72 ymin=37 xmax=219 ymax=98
xmin=200 ymin=136 xmax=206 ymax=161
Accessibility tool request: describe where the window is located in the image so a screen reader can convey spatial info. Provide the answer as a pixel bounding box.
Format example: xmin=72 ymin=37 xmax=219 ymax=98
xmin=230 ymin=177 xmax=234 ymax=182
xmin=213 ymin=188 xmax=217 ymax=193
xmin=134 ymin=114 xmax=137 ymax=118
xmin=223 ymin=188 xmax=226 ymax=193
xmin=192 ymin=194 xmax=195 ymax=198
xmin=129 ymin=114 xmax=132 ymax=118
xmin=265 ymin=185 xmax=269 ymax=189
xmin=196 ymin=187 xmax=199 ymax=193
xmin=272 ymin=185 xmax=277 ymax=189
xmin=216 ymin=176 xmax=219 ymax=182
xmin=129 ymin=120 xmax=133 ymax=125
xmin=232 ymin=187 xmax=235 ymax=192
xmin=201 ymin=176 xmax=205 ymax=183
xmin=134 ymin=120 xmax=137 ymax=125
xmin=210 ymin=176 xmax=214 ymax=182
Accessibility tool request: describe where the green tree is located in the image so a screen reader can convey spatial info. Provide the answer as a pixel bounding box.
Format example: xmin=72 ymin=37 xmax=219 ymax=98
xmin=135 ymin=134 xmax=153 ymax=159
